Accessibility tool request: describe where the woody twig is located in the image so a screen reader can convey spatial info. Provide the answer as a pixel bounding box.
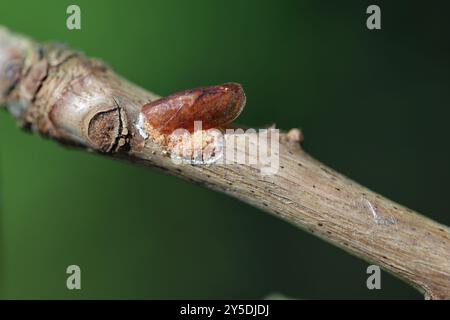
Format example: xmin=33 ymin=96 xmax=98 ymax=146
xmin=1 ymin=26 xmax=449 ymax=299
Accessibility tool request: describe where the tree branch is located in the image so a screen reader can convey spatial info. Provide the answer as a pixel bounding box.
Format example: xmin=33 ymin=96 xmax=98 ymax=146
xmin=1 ymin=26 xmax=449 ymax=299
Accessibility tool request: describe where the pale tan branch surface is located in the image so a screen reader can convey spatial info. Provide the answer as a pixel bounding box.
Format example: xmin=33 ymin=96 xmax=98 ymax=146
xmin=1 ymin=26 xmax=449 ymax=299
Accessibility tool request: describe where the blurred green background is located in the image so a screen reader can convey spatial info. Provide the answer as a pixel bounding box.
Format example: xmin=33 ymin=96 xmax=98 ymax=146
xmin=1 ymin=0 xmax=449 ymax=299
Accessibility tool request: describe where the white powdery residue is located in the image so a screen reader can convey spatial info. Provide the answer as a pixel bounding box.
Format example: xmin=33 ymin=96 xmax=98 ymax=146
xmin=135 ymin=113 xmax=149 ymax=139
xmin=169 ymin=130 xmax=224 ymax=165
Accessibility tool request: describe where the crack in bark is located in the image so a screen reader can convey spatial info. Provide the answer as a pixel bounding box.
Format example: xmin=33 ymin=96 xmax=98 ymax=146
xmin=110 ymin=97 xmax=130 ymax=153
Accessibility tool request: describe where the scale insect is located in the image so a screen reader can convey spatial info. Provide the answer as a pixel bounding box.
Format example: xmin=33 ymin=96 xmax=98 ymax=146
xmin=140 ymin=83 xmax=246 ymax=135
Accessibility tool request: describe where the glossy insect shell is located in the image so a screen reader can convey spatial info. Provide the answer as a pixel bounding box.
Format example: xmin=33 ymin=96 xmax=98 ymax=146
xmin=141 ymin=83 xmax=246 ymax=134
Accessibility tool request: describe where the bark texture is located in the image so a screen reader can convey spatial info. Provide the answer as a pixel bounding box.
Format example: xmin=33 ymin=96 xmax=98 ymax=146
xmin=1 ymin=26 xmax=449 ymax=299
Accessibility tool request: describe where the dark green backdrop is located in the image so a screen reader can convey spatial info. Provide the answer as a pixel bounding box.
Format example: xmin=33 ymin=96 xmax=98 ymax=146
xmin=1 ymin=0 xmax=449 ymax=299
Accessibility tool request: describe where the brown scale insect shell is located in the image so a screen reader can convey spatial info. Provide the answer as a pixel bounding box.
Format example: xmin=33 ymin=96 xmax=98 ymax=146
xmin=141 ymin=83 xmax=246 ymax=135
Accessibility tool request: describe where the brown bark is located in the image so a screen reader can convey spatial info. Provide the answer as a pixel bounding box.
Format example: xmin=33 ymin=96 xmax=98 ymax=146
xmin=1 ymin=26 xmax=449 ymax=299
